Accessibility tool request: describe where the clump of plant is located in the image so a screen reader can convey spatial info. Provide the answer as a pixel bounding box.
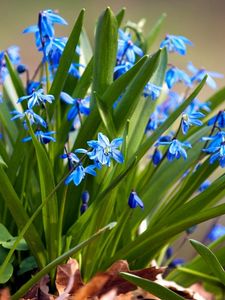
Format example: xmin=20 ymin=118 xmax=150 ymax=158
xmin=0 ymin=6 xmax=225 ymax=299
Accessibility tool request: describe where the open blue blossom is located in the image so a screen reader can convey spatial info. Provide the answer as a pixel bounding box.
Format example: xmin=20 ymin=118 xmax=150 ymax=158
xmin=146 ymin=108 xmax=167 ymax=131
xmin=117 ymin=29 xmax=143 ymax=63
xmin=158 ymin=139 xmax=192 ymax=161
xmin=11 ymin=109 xmax=47 ymax=128
xmin=23 ymin=9 xmax=67 ymax=52
xmin=60 ymin=92 xmax=90 ymax=121
xmin=143 ymin=82 xmax=162 ymax=100
xmin=128 ymin=191 xmax=144 ymax=209
xmin=208 ymin=224 xmax=225 ymax=241
xmin=208 ymin=111 xmax=225 ymax=128
xmin=165 ymin=66 xmax=191 ymax=89
xmin=22 ymin=130 xmax=55 ymax=143
xmin=87 ymin=133 xmax=124 ymax=167
xmin=203 ymin=131 xmax=225 ymax=167
xmin=191 ymin=98 xmax=211 ymax=113
xmin=181 ymin=109 xmax=204 ymax=135
xmin=160 ymin=35 xmax=192 ymax=55
xmin=65 ymin=164 xmax=96 ymax=186
xmin=188 ymin=62 xmax=223 ymax=89
xmin=114 ymin=61 xmax=134 ymax=79
xmin=18 ymin=89 xmax=54 ymax=109
xmin=0 ymin=46 xmax=21 ymax=83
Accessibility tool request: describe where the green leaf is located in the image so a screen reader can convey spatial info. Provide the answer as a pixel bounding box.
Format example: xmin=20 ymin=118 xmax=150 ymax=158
xmin=190 ymin=239 xmax=225 ymax=286
xmin=0 ymin=165 xmax=46 ymax=268
xmin=27 ymin=123 xmax=58 ymax=262
xmin=135 ymin=76 xmax=207 ymax=161
xmin=146 ymin=13 xmax=167 ymax=51
xmin=120 ymin=273 xmax=184 ymax=300
xmin=74 ymin=55 xmax=148 ymax=148
xmin=4 ymin=53 xmax=26 ymax=98
xmin=115 ymin=50 xmax=161 ymax=132
xmin=2 ymin=238 xmax=28 ymax=251
xmin=94 ymin=92 xmax=116 ymax=138
xmin=12 ymin=222 xmax=116 ymax=300
xmin=0 ymin=155 xmax=7 ymax=168
xmin=18 ymin=256 xmax=38 ymax=276
xmin=116 ymin=7 xmax=126 ymax=26
xmin=80 ymin=29 xmax=93 ymax=65
xmin=92 ymin=7 xmax=118 ymax=100
xmin=0 ymin=263 xmax=13 ymax=284
xmin=49 ymin=9 xmax=85 ymax=100
xmin=0 ymin=224 xmax=13 ymax=242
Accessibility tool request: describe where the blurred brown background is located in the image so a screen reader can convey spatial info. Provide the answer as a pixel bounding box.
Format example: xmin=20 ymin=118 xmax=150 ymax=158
xmin=1 ymin=0 xmax=225 ymax=88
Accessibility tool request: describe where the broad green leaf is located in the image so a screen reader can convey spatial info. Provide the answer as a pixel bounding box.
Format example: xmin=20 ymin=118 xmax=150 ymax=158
xmin=94 ymin=92 xmax=116 ymax=138
xmin=190 ymin=239 xmax=225 ymax=286
xmin=116 ymin=7 xmax=126 ymax=26
xmin=0 ymin=224 xmax=13 ymax=242
xmin=120 ymin=273 xmax=184 ymax=300
xmin=115 ymin=50 xmax=161 ymax=132
xmin=2 ymin=238 xmax=28 ymax=251
xmin=27 ymin=123 xmax=58 ymax=263
xmin=4 ymin=54 xmax=26 ymax=98
xmin=92 ymin=7 xmax=118 ymax=101
xmin=0 ymin=263 xmax=13 ymax=284
xmin=80 ymin=29 xmax=93 ymax=65
xmin=74 ymin=55 xmax=148 ymax=148
xmin=0 ymin=165 xmax=46 ymax=268
xmin=12 ymin=222 xmax=116 ymax=300
xmin=50 ymin=9 xmax=85 ymax=100
xmin=18 ymin=256 xmax=38 ymax=276
xmin=146 ymin=13 xmax=167 ymax=51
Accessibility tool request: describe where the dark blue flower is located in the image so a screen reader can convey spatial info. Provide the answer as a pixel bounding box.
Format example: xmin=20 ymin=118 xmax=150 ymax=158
xmin=188 ymin=62 xmax=223 ymax=89
xmin=158 ymin=139 xmax=192 ymax=161
xmin=60 ymin=92 xmax=90 ymax=121
xmin=11 ymin=109 xmax=47 ymax=129
xmin=208 ymin=224 xmax=225 ymax=241
xmin=208 ymin=111 xmax=225 ymax=128
xmin=114 ymin=61 xmax=134 ymax=79
xmin=202 ymin=131 xmax=225 ymax=167
xmin=152 ymin=148 xmax=162 ymax=166
xmin=128 ymin=191 xmax=144 ymax=209
xmin=165 ymin=66 xmax=191 ymax=89
xmin=169 ymin=258 xmax=185 ymax=268
xmin=18 ymin=89 xmax=54 ymax=109
xmin=160 ymin=35 xmax=192 ymax=55
xmin=181 ymin=109 xmax=204 ymax=135
xmin=87 ymin=133 xmax=124 ymax=167
xmin=22 ymin=130 xmax=55 ymax=143
xmin=143 ymin=82 xmax=162 ymax=100
xmin=198 ymin=180 xmax=211 ymax=192
xmin=80 ymin=191 xmax=90 ymax=214
xmin=146 ymin=108 xmax=167 ymax=131
xmin=117 ymin=29 xmax=143 ymax=63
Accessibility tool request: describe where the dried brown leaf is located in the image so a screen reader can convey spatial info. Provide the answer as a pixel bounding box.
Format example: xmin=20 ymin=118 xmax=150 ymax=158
xmin=55 ymin=258 xmax=83 ymax=296
xmin=0 ymin=288 xmax=10 ymax=300
xmin=190 ymin=283 xmax=214 ymax=300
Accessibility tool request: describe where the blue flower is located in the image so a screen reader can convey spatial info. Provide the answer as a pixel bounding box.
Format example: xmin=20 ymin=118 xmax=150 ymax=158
xmin=152 ymin=148 xmax=162 ymax=166
xmin=80 ymin=191 xmax=90 ymax=214
xmin=208 ymin=111 xmax=225 ymax=128
xmin=146 ymin=108 xmax=167 ymax=131
xmin=18 ymin=89 xmax=54 ymax=109
xmin=65 ymin=164 xmax=96 ymax=186
xmin=165 ymin=66 xmax=191 ymax=89
xmin=158 ymin=139 xmax=192 ymax=161
xmin=0 ymin=46 xmax=21 ymax=83
xmin=11 ymin=109 xmax=47 ymax=129
xmin=114 ymin=61 xmax=134 ymax=79
xmin=23 ymin=9 xmax=67 ymax=52
xmin=117 ymin=29 xmax=143 ymax=63
xmin=208 ymin=224 xmax=225 ymax=241
xmin=22 ymin=130 xmax=55 ymax=143
xmin=128 ymin=191 xmax=144 ymax=209
xmin=143 ymin=82 xmax=162 ymax=100
xmin=60 ymin=92 xmax=90 ymax=121
xmin=198 ymin=180 xmax=211 ymax=192
xmin=181 ymin=109 xmax=204 ymax=135
xmin=87 ymin=133 xmax=124 ymax=167
xmin=160 ymin=35 xmax=192 ymax=55
xmin=7 ymin=46 xmax=21 ymax=65
xmin=191 ymin=98 xmax=211 ymax=113
xmin=188 ymin=62 xmax=223 ymax=89
xmin=202 ymin=131 xmax=225 ymax=167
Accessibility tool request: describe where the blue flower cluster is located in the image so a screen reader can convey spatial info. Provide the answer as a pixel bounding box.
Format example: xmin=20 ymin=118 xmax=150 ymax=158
xmin=0 ymin=46 xmax=21 ymax=83
xmin=11 ymin=89 xmax=55 ymax=143
xmin=62 ymin=133 xmax=124 ymax=186
xmin=149 ymin=33 xmax=223 ymax=166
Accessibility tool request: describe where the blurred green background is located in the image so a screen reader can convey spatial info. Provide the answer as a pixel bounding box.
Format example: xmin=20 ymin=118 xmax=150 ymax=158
xmin=1 ymin=0 xmax=225 ymax=89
